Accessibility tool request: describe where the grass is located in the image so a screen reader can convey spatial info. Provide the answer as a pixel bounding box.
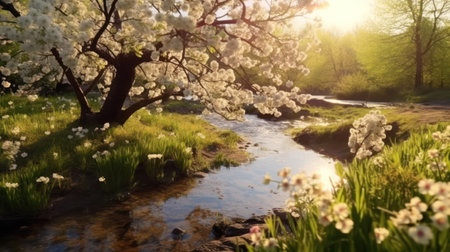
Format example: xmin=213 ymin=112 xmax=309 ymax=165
xmin=0 ymin=94 xmax=243 ymax=217
xmin=248 ymin=123 xmax=450 ymax=251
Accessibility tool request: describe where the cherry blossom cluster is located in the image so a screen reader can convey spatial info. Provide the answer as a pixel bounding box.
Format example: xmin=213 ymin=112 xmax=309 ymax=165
xmin=348 ymin=110 xmax=392 ymax=159
xmin=0 ymin=0 xmax=321 ymax=121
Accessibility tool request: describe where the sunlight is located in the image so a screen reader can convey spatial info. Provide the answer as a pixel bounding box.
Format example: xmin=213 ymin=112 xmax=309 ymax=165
xmin=315 ymin=0 xmax=375 ymax=32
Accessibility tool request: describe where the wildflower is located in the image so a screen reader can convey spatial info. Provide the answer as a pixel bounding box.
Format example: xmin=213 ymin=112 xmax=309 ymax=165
xmin=250 ymin=226 xmax=262 ymax=245
xmin=250 ymin=226 xmax=260 ymax=234
xmin=335 ymin=218 xmax=354 ymax=234
xmin=109 ymin=142 xmax=115 ymax=147
xmin=7 ymin=101 xmax=13 ymax=106
xmin=291 ymin=173 xmax=306 ymax=187
xmin=263 ymin=173 xmax=271 ymax=185
xmin=408 ymin=225 xmax=433 ymax=245
xmin=53 ymin=152 xmax=58 ymax=159
xmin=418 ymin=179 xmax=435 ymax=195
xmin=148 ymin=154 xmax=163 ymax=159
xmin=156 ymin=107 xmax=163 ymax=113
xmin=101 ymin=150 xmax=110 ymax=156
xmin=374 ymin=227 xmax=389 ymax=244
xmin=36 ymin=176 xmax=50 ymax=184
xmin=318 ymin=214 xmax=333 ymax=226
xmin=52 ymin=173 xmax=64 ymax=180
xmin=11 ymin=127 xmax=20 ymax=135
xmin=98 ymin=176 xmax=106 ymax=182
xmin=100 ymin=122 xmax=110 ymax=131
xmin=92 ymin=153 xmax=98 ymax=159
xmin=391 ymin=209 xmax=413 ymax=226
xmin=9 ymin=164 xmax=17 ymax=170
xmin=27 ymin=94 xmax=38 ymax=102
xmin=432 ymin=132 xmax=442 ymax=140
xmin=427 ymin=161 xmax=447 ymax=171
xmin=67 ymin=135 xmax=73 ymax=139
xmin=409 ymin=207 xmax=424 ymax=223
xmin=125 ymin=140 xmax=130 ymax=144
xmin=5 ymin=182 xmax=19 ymax=188
xmin=157 ymin=133 xmax=165 ymax=139
xmin=372 ymin=156 xmax=385 ymax=167
xmin=2 ymin=115 xmax=9 ymax=119
xmin=277 ymin=167 xmax=291 ymax=178
xmin=2 ymin=80 xmax=11 ymax=88
xmin=431 ymin=200 xmax=450 ymax=215
xmin=20 ymin=136 xmax=26 ymax=141
xmin=333 ymin=203 xmax=350 ymax=220
xmin=263 ymin=238 xmax=278 ymax=248
xmin=430 ymin=182 xmax=450 ymax=199
xmin=431 ymin=213 xmax=449 ymax=231
xmin=20 ymin=152 xmax=28 ymax=158
xmin=280 ymin=178 xmax=290 ymax=191
xmin=197 ymin=132 xmax=205 ymax=139
xmin=44 ymin=131 xmax=51 ymax=135
xmin=427 ymin=149 xmax=439 ymax=159
xmin=406 ymin=197 xmax=427 ymax=212
xmin=84 ymin=141 xmax=92 ymax=148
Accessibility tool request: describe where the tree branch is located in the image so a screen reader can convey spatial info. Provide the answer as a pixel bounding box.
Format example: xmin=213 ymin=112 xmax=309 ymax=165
xmin=118 ymin=90 xmax=183 ymax=123
xmin=0 ymin=0 xmax=20 ymax=17
xmin=51 ymin=48 xmax=92 ymax=115
xmin=82 ymin=66 xmax=108 ymax=95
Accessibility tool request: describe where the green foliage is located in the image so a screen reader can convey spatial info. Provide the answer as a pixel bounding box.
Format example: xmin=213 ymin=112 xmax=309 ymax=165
xmin=0 ymin=160 xmax=64 ymax=216
xmin=211 ymin=152 xmax=239 ymax=168
xmin=136 ymin=137 xmax=192 ymax=182
xmin=332 ymin=72 xmax=404 ymax=101
xmin=95 ymin=147 xmax=140 ymax=194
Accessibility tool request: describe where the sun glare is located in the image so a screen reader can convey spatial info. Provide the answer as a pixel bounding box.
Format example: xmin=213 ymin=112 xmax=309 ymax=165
xmin=314 ymin=0 xmax=375 ymax=32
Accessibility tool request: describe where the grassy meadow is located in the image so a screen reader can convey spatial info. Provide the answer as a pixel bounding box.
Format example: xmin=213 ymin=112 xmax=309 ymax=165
xmin=0 ymin=95 xmax=244 ymax=217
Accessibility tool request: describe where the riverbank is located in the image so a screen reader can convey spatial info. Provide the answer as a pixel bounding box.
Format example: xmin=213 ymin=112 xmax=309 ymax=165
xmin=290 ymin=103 xmax=450 ymax=161
xmin=0 ymin=95 xmax=247 ymax=222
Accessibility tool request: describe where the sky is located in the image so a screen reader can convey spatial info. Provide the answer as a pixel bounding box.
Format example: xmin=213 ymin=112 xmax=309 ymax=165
xmin=312 ymin=0 xmax=376 ymax=33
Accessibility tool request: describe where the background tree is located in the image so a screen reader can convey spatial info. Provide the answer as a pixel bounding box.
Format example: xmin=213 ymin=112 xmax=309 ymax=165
xmin=376 ymin=0 xmax=450 ymax=89
xmin=0 ymin=0 xmax=320 ymax=125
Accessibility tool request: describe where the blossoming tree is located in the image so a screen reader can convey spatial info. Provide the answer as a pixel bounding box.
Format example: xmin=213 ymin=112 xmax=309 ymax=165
xmin=0 ymin=0 xmax=318 ymax=124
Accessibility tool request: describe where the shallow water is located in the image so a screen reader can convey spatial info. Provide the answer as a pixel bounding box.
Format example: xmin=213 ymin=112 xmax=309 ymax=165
xmin=311 ymin=95 xmax=394 ymax=108
xmin=0 ymin=115 xmax=336 ymax=252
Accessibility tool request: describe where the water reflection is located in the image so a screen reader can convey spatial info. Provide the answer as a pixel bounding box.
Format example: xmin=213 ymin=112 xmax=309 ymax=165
xmin=0 ymin=115 xmax=336 ymax=251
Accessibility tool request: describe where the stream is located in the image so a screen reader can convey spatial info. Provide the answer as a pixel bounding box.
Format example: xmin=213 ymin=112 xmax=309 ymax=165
xmin=0 ymin=115 xmax=337 ymax=252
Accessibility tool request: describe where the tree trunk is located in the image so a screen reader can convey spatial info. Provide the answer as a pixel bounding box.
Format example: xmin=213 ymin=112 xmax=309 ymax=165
xmin=95 ymin=60 xmax=136 ymax=124
xmin=415 ymin=40 xmax=424 ymax=90
xmin=414 ymin=1 xmax=424 ymax=90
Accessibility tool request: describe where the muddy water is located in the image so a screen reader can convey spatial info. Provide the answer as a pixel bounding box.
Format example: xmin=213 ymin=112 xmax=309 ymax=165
xmin=0 ymin=115 xmax=336 ymax=252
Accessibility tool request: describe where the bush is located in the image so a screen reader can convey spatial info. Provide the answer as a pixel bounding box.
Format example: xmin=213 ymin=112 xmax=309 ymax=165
xmin=332 ymin=73 xmax=404 ymax=101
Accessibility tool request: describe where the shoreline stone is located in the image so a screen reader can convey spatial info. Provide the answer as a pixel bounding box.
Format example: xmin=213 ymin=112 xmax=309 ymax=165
xmin=192 ymin=208 xmax=290 ymax=252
